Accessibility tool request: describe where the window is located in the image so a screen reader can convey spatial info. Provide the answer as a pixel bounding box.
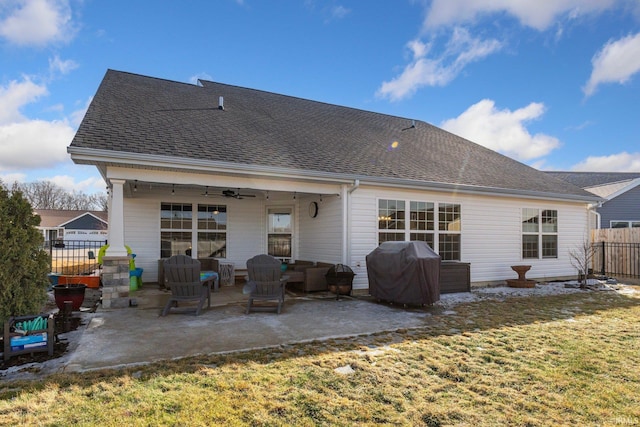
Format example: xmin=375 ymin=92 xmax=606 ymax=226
xmin=378 ymin=199 xmax=461 ymax=260
xmin=378 ymin=199 xmax=405 ymax=243
xmin=197 ymin=204 xmax=227 ymax=258
xmin=161 ymin=203 xmax=228 ymax=258
xmin=611 ymin=220 xmax=640 ymax=228
xmin=160 ymin=203 xmax=193 ymax=258
xmin=522 ymin=208 xmax=557 ymax=259
xmin=267 ymin=207 xmax=292 ymax=261
xmin=438 ymin=203 xmax=461 ymax=261
xmin=410 ymin=201 xmax=434 ymax=247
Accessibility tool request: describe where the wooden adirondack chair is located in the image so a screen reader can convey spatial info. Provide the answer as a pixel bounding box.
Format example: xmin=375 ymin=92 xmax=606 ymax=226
xmin=161 ymin=255 xmax=211 ymax=316
xmin=245 ymin=254 xmax=288 ymax=314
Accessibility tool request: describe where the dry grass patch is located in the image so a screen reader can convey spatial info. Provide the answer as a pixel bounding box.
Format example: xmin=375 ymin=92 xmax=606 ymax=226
xmin=1 ymin=289 xmax=639 ymax=426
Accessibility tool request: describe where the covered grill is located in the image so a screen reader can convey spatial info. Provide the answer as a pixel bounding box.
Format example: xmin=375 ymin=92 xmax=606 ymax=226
xmin=366 ymin=241 xmax=441 ymax=305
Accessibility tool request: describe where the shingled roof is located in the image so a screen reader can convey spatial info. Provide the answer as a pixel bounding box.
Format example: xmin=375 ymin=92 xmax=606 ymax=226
xmin=70 ymin=70 xmax=596 ymax=201
xmin=545 ymin=172 xmax=640 ymax=189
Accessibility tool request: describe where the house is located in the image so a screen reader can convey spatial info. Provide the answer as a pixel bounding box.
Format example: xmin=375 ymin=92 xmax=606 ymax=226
xmin=68 ymin=70 xmax=600 ymax=293
xmin=546 ymin=172 xmax=640 ymax=229
xmin=35 ymin=209 xmax=108 ymax=245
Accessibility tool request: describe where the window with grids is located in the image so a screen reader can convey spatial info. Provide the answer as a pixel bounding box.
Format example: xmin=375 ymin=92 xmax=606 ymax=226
xmin=410 ymin=201 xmax=434 ymax=246
xmin=522 ymin=208 xmax=557 ymax=259
xmin=197 ymin=204 xmax=227 ymax=258
xmin=160 ymin=203 xmax=193 ymax=258
xmin=438 ymin=203 xmax=461 ymax=260
xmin=378 ymin=199 xmax=461 ymax=260
xmin=378 ymin=199 xmax=405 ymax=244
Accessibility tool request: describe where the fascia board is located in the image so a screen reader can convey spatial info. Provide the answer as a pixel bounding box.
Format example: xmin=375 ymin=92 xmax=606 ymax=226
xmin=600 ymin=178 xmax=640 ymax=202
xmin=69 ymin=147 xmax=602 ymax=204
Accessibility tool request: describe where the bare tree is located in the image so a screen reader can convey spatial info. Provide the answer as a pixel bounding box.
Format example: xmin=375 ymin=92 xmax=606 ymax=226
xmin=15 ymin=181 xmax=107 ymax=211
xmin=569 ymin=239 xmax=596 ymax=288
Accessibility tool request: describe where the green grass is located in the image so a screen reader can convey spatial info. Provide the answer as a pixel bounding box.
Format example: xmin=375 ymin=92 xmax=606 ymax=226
xmin=1 ymin=290 xmax=639 ymax=426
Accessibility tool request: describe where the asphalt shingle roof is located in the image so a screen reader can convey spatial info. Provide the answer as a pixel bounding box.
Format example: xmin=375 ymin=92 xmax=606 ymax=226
xmin=70 ymin=70 xmax=595 ymax=200
xmin=545 ymin=172 xmax=640 ymax=189
xmin=35 ymin=210 xmax=108 ymax=228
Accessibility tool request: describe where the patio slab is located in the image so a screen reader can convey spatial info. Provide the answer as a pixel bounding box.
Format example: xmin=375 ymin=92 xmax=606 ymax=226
xmin=62 ymin=285 xmax=434 ymax=372
xmin=3 ymin=280 xmax=636 ymax=381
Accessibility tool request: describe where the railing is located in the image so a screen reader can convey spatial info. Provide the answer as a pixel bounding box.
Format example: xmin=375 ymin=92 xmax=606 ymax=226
xmin=592 ymin=242 xmax=640 ymax=278
xmin=44 ymin=240 xmax=107 ymax=275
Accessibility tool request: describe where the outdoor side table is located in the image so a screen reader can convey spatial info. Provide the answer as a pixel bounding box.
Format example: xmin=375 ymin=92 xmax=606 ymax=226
xmin=219 ymin=261 xmax=235 ymax=286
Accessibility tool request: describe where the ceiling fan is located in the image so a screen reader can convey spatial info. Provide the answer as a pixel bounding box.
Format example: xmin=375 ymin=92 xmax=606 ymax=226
xmin=222 ymin=189 xmax=256 ymax=199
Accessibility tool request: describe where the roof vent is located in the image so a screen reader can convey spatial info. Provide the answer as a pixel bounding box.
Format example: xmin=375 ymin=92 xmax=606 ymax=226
xmin=218 ymin=96 xmax=224 ymax=110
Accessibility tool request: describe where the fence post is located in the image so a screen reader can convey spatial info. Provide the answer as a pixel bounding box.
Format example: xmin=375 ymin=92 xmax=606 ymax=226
xmin=599 ymin=241 xmax=606 ymax=276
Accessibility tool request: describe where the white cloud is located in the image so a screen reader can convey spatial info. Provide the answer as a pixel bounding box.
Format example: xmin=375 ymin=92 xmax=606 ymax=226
xmin=0 ymin=77 xmax=48 ymax=123
xmin=423 ymin=0 xmax=617 ymax=31
xmin=0 ymin=0 xmax=75 ymax=46
xmin=48 ymin=54 xmax=79 ymax=76
xmin=571 ymin=152 xmax=640 ymax=172
xmin=48 ymin=174 xmax=105 ymax=194
xmin=0 ymin=172 xmax=27 ymax=185
xmin=377 ymin=28 xmax=502 ymax=101
xmin=583 ymin=32 xmax=640 ymax=97
xmin=0 ymin=76 xmax=77 ymax=173
xmin=440 ymin=99 xmax=560 ymax=161
xmin=329 ymin=5 xmax=350 ymax=21
xmin=0 ymin=119 xmax=75 ymax=171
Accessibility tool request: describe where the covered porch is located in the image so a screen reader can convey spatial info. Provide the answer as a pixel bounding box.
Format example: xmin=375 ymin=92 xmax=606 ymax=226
xmin=91 ymin=165 xmax=361 ymax=307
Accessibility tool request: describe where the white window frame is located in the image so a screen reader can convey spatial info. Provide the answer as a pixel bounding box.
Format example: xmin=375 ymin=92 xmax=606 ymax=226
xmin=266 ymin=206 xmax=294 ymax=262
xmin=610 ymin=220 xmax=640 ymax=228
xmin=522 ymin=208 xmax=558 ymax=259
xmin=377 ymin=198 xmax=462 ymax=261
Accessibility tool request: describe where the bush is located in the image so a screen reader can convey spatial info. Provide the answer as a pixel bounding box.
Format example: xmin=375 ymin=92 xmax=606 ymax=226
xmin=0 ymin=184 xmax=50 ymax=328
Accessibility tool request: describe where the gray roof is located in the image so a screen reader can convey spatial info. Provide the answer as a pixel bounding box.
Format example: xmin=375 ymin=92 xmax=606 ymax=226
xmin=35 ymin=210 xmax=108 ymax=228
xmin=545 ymin=172 xmax=640 ymax=188
xmin=70 ymin=70 xmax=596 ymax=201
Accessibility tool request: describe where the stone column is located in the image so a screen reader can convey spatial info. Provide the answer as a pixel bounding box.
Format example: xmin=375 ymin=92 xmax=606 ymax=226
xmin=100 ymin=256 xmax=131 ymax=308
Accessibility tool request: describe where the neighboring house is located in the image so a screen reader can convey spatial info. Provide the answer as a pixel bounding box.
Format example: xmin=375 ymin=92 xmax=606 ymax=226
xmin=68 ymin=70 xmax=600 ymax=290
xmin=546 ymin=172 xmax=640 ymax=229
xmin=35 ymin=209 xmax=108 ymax=244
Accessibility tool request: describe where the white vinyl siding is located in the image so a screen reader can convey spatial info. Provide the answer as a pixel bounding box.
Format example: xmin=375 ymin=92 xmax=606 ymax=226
xmin=350 ymin=185 xmax=590 ymax=290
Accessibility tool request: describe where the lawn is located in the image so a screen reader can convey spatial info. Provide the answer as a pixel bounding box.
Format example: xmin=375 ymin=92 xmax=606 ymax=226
xmin=1 ymin=288 xmax=639 ymax=426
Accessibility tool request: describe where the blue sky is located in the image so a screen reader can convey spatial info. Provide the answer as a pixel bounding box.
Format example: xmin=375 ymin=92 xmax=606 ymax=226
xmin=1 ymin=0 xmax=639 ymax=195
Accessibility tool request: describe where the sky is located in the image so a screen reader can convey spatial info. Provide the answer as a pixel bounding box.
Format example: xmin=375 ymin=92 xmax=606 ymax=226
xmin=1 ymin=0 xmax=640 ymax=195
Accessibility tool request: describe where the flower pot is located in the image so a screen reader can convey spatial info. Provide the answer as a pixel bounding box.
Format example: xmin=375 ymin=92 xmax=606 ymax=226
xmin=59 ymin=275 xmax=101 ymax=288
xmin=53 ymin=284 xmax=87 ymax=311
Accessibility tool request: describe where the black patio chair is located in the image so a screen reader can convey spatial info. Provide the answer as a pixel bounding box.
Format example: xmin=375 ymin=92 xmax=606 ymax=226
xmin=161 ymin=255 xmax=211 ymax=316
xmin=244 ymin=254 xmax=288 ymax=314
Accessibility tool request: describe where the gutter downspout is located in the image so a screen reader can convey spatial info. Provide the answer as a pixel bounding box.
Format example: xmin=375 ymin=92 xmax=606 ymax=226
xmin=589 ymin=202 xmax=602 ymax=230
xmin=342 ymin=179 xmax=360 ymax=266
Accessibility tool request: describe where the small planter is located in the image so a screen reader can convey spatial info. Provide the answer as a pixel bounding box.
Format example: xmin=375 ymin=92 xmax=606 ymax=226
xmin=53 ymin=284 xmax=87 ymax=311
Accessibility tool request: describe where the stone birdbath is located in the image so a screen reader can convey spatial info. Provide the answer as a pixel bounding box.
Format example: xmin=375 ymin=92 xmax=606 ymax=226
xmin=506 ymin=265 xmax=536 ymax=288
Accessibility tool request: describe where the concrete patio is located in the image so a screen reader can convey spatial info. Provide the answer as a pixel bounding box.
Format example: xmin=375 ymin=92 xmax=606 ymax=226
xmin=51 ymin=283 xmax=438 ymax=375
xmin=3 ymin=279 xmax=638 ymax=382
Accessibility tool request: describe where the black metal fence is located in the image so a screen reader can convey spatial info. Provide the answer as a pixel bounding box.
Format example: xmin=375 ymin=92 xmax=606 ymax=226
xmin=44 ymin=240 xmax=107 ymax=275
xmin=592 ymin=241 xmax=640 ymax=278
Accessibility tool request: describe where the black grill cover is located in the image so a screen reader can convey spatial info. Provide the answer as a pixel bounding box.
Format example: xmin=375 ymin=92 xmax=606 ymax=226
xmin=366 ymin=241 xmax=441 ymax=305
